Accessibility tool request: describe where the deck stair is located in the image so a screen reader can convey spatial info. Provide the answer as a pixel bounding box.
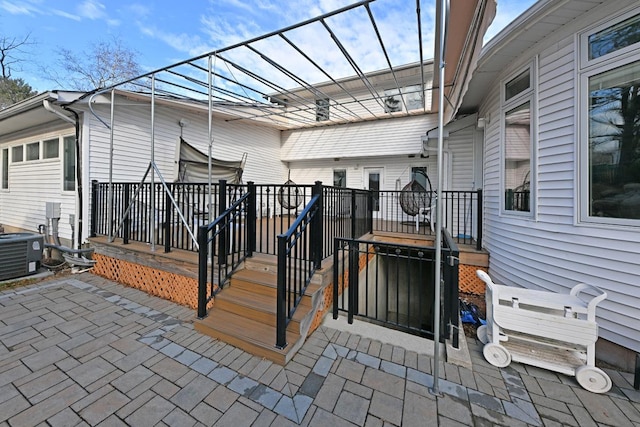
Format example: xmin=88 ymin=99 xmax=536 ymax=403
xmin=194 ymin=254 xmax=327 ymax=364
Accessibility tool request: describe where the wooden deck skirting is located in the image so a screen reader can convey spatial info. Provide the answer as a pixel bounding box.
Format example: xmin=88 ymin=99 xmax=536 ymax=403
xmin=92 ymin=252 xmax=200 ymax=309
xmin=89 ymin=237 xmax=211 ymax=310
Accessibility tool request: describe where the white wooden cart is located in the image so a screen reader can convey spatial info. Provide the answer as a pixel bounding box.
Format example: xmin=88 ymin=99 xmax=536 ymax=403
xmin=475 ymin=270 xmax=611 ymax=393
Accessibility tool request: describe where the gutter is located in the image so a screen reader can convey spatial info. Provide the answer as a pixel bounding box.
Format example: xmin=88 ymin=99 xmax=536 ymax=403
xmin=42 ymin=99 xmax=84 ymax=250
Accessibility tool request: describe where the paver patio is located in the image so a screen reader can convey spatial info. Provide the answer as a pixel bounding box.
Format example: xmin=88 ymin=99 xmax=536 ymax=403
xmin=1 ymin=273 xmax=639 ymax=426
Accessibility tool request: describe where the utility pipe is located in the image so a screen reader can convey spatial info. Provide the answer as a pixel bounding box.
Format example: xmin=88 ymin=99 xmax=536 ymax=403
xmin=43 ymin=99 xmax=83 ymax=250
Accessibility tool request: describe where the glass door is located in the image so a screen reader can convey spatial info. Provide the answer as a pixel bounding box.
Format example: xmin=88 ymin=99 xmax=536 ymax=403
xmin=364 ymin=168 xmax=383 ymax=218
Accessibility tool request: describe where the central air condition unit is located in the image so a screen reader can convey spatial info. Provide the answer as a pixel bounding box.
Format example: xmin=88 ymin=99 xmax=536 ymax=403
xmin=0 ymin=233 xmax=44 ymax=281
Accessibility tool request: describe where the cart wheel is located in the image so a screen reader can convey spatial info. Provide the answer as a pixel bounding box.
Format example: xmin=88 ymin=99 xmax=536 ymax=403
xmin=483 ymin=343 xmax=512 ymax=368
xmin=476 ymin=325 xmax=488 ymax=344
xmin=575 ymin=366 xmax=612 ymax=394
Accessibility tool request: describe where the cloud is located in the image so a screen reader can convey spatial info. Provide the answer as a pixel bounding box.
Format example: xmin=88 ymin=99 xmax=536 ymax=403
xmin=0 ymin=0 xmax=42 ymax=16
xmin=77 ymin=0 xmax=106 ymax=20
xmin=138 ymin=23 xmax=212 ymax=58
xmin=51 ymin=9 xmax=81 ymax=21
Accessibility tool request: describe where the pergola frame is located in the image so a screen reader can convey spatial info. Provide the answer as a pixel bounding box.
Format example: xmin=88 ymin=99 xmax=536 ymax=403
xmin=78 ymin=0 xmax=435 ymax=132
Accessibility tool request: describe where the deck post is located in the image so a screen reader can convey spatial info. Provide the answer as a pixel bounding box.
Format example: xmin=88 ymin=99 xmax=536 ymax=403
xmin=197 ymin=225 xmax=208 ymax=319
xmin=218 ymin=180 xmax=227 ymax=266
xmin=333 ymin=238 xmax=339 ymax=319
xmin=350 ymin=189 xmax=357 ymax=239
xmin=90 ymin=180 xmax=98 ymax=238
xmin=276 ymin=235 xmax=287 ymax=349
xmin=347 ymin=241 xmax=359 ymax=324
xmin=123 ymin=183 xmax=130 ymax=245
xmin=311 ymin=181 xmax=323 ymax=269
xmin=476 ymin=189 xmax=483 ymax=250
xmin=247 ymin=181 xmax=256 ymax=256
xmin=164 ymin=186 xmax=172 ymax=253
xmin=367 ymin=190 xmax=373 ymax=234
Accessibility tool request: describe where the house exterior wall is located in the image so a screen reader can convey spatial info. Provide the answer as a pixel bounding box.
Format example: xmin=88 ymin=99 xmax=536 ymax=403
xmin=281 ymin=115 xmax=438 ymax=161
xmin=0 ymin=121 xmax=77 ymax=242
xmin=80 ymin=98 xmax=285 ymax=243
xmin=478 ymin=1 xmax=640 ymax=354
xmin=85 ymin=100 xmax=285 ymax=185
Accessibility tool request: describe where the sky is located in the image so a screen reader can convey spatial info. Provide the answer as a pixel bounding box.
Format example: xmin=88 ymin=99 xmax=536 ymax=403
xmin=0 ymin=0 xmax=537 ymax=92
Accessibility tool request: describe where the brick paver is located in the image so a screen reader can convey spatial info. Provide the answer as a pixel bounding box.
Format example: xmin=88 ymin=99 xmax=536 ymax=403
xmin=0 ymin=273 xmax=637 ymax=426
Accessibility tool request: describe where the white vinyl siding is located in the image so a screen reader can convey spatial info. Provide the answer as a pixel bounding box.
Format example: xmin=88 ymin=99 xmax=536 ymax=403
xmin=0 ymin=125 xmax=77 ymax=241
xmin=281 ymin=115 xmax=438 ymax=161
xmin=480 ymin=3 xmax=640 ymax=353
xmin=85 ymin=101 xmax=285 ymax=186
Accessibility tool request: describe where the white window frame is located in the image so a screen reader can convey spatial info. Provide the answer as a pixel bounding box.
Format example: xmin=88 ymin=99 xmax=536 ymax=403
xmin=62 ymin=135 xmax=76 ymax=192
xmin=26 ymin=141 xmax=40 ymax=161
xmin=333 ymin=169 xmax=346 ymax=188
xmin=43 ymin=137 xmax=60 ymax=160
xmin=500 ymin=62 xmax=536 ymax=217
xmin=578 ymin=8 xmax=640 ymax=226
xmin=1 ymin=147 xmax=8 ymax=190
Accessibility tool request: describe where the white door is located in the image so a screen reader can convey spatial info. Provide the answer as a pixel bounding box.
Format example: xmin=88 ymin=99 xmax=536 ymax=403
xmin=364 ymin=168 xmax=383 ymax=218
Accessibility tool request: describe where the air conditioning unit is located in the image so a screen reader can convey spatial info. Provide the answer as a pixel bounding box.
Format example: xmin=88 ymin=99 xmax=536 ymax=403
xmin=0 ymin=233 xmax=44 ymax=281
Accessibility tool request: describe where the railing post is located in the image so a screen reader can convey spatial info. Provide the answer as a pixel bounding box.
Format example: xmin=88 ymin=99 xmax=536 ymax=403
xmin=276 ymin=235 xmax=287 ymax=349
xmin=123 ymin=183 xmax=131 ymax=244
xmin=476 ymin=189 xmax=483 ymax=251
xmin=218 ymin=180 xmax=227 ymax=266
xmin=311 ymin=181 xmax=323 ymax=269
xmin=197 ymin=225 xmax=208 ymax=319
xmin=247 ymin=181 xmax=256 ymax=256
xmin=347 ymin=241 xmax=359 ymax=324
xmin=350 ymin=189 xmax=357 ymax=239
xmin=333 ymin=238 xmax=339 ymax=319
xmin=164 ymin=185 xmax=172 ymax=253
xmin=367 ymin=190 xmax=374 ymax=234
xmin=90 ymin=180 xmax=98 ymax=237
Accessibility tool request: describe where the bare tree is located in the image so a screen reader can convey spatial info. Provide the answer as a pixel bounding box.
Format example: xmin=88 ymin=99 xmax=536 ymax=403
xmin=46 ymin=37 xmax=142 ymax=91
xmin=0 ymin=33 xmax=35 ymax=78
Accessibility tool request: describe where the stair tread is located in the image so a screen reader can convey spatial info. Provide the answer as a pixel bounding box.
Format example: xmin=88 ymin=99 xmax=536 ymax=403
xmin=217 ymin=286 xmax=311 ymax=314
xmin=232 ymin=269 xmax=323 ymax=296
xmin=195 ymin=310 xmax=300 ymax=357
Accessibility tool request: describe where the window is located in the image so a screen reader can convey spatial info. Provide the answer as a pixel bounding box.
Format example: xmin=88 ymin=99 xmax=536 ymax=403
xmin=589 ymin=13 xmax=640 ymax=60
xmin=1 ymin=148 xmax=7 ymax=189
xmin=505 ymin=70 xmax=530 ymax=101
xmin=12 ymin=145 xmax=23 ymax=163
xmin=383 ymin=88 xmax=402 ymax=112
xmin=43 ymin=138 xmax=59 ymax=159
xmin=502 ymin=66 xmax=533 ymax=213
xmin=316 ymin=98 xmax=330 ymax=122
xmin=411 ymin=166 xmax=429 ymax=190
xmin=581 ymin=12 xmax=640 ymax=223
xmin=26 ymin=142 xmax=39 ymax=161
xmin=383 ymin=86 xmax=424 ymax=112
xmin=405 ymin=85 xmax=424 ymax=110
xmin=333 ymin=169 xmax=346 ymax=187
xmin=63 ymin=136 xmax=76 ymax=191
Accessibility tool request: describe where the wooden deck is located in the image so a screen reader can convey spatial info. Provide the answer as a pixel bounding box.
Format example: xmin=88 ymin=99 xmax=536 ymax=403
xmin=88 ymin=220 xmax=488 ymax=363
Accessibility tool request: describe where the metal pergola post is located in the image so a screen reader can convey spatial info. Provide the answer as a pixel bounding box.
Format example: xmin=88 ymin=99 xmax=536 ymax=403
xmin=431 ymin=0 xmax=448 ymax=397
xmin=149 ymin=75 xmax=156 ymax=252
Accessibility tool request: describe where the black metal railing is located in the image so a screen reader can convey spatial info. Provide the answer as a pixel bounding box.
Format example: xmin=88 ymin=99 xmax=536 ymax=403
xmin=322 ymin=186 xmax=373 ymax=257
xmin=275 ymin=182 xmax=323 ymax=349
xmin=92 ymin=181 xmax=482 ymax=254
xmin=197 ymin=181 xmax=256 ymax=318
xmin=253 ymin=183 xmax=315 ymax=256
xmin=373 ymin=189 xmax=482 ymax=250
xmin=332 ymin=228 xmax=460 ymax=346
